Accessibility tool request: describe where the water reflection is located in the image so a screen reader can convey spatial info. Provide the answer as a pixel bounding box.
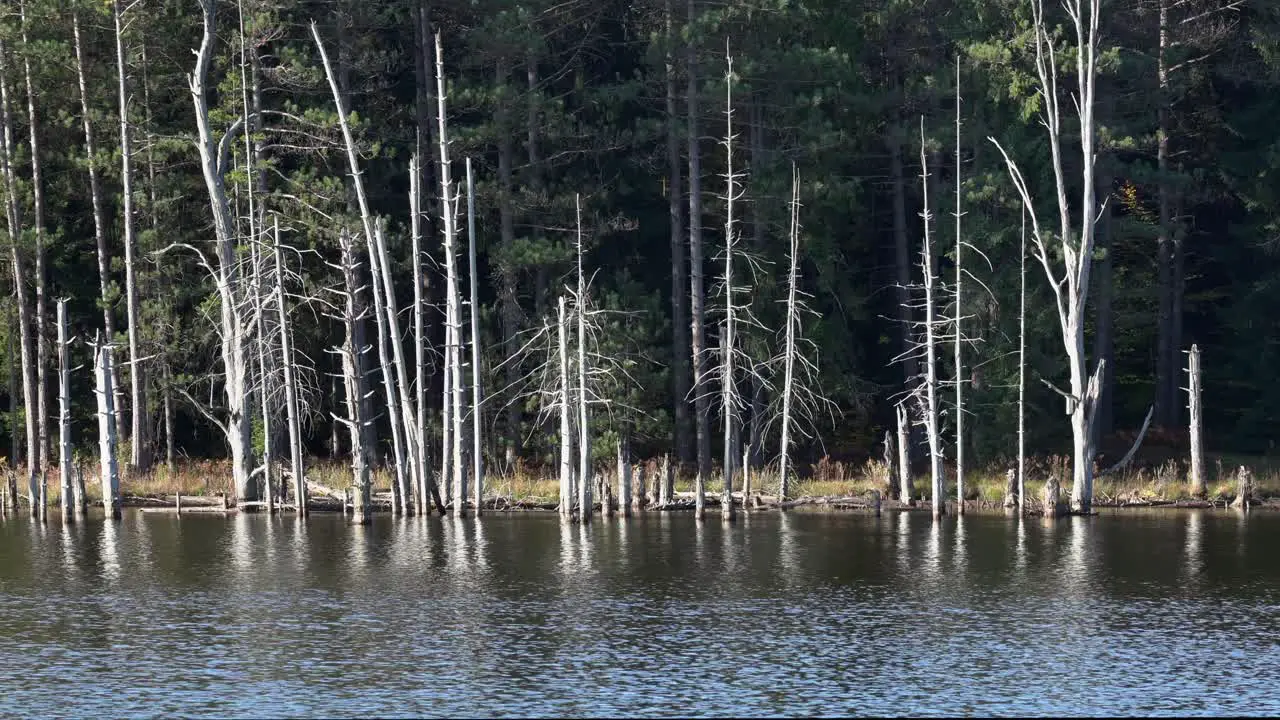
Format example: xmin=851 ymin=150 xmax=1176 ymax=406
xmin=0 ymin=509 xmax=1278 ymax=717
xmin=98 ymin=516 xmax=120 ymax=586
xmin=1184 ymin=511 xmax=1204 ymax=587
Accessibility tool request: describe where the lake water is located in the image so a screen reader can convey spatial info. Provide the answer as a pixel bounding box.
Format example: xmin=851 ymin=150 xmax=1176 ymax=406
xmin=0 ymin=508 xmax=1277 ymax=717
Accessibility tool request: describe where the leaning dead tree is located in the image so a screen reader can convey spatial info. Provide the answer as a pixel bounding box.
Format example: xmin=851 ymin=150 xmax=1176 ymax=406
xmin=991 ymin=0 xmax=1104 ymax=513
xmin=313 ymin=21 xmax=418 ymax=515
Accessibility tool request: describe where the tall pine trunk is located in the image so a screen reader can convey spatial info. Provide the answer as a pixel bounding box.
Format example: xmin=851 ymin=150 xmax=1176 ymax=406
xmin=686 ymin=0 xmax=709 ymax=518
xmin=665 ymin=0 xmax=692 ymax=465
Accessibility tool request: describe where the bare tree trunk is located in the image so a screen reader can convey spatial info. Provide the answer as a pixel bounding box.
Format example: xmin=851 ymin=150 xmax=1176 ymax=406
xmin=953 ymin=58 xmax=965 ymax=514
xmin=164 ymin=367 xmax=174 ymax=472
xmin=1155 ymin=0 xmax=1174 ymax=429
xmin=273 ymin=218 xmax=306 ymax=515
xmin=686 ymin=0 xmax=709 ymax=519
xmin=410 ymin=155 xmax=428 ymax=513
xmin=57 ymin=300 xmax=71 ymax=522
xmin=779 ymin=165 xmax=800 ymax=501
xmin=889 ymin=132 xmax=918 ymax=418
xmin=990 ymin=0 xmax=1103 ymax=514
xmin=339 ymin=231 xmax=371 ymax=525
xmin=1188 ymin=344 xmax=1204 ymax=498
xmin=660 ymin=453 xmax=673 ymax=506
xmin=114 ymin=0 xmax=148 ymax=473
xmin=313 ymin=22 xmax=419 ymax=514
xmin=7 ymin=300 xmax=15 ymax=472
xmin=74 ymin=14 xmax=126 ymax=438
xmin=720 ymin=50 xmax=738 ymax=523
xmin=665 ymin=0 xmax=692 ymax=465
xmin=558 ymin=296 xmax=572 ymax=518
xmin=190 ymin=0 xmax=253 ymax=501
xmin=95 ymin=342 xmax=121 ymax=520
xmin=896 ymin=402 xmax=913 ymax=504
xmin=1018 ymin=208 xmax=1027 ymax=515
xmin=919 ymin=126 xmax=944 ymax=520
xmin=467 ymin=158 xmax=483 ymax=514
xmin=433 ymin=33 xmax=465 ymax=517
xmin=17 ymin=0 xmax=48 ymax=474
xmin=575 ymin=197 xmax=591 ymax=523
xmin=0 ymin=38 xmax=37 ymax=483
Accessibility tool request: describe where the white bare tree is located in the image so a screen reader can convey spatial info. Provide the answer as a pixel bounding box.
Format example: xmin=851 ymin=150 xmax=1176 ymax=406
xmin=990 ymin=0 xmax=1105 ymax=513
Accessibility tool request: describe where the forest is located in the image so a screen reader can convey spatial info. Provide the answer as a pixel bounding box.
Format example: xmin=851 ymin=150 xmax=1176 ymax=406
xmin=0 ymin=0 xmax=1274 ymax=518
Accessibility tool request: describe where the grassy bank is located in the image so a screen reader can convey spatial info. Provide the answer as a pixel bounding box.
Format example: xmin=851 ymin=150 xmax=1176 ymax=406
xmin=6 ymin=451 xmax=1275 ymax=508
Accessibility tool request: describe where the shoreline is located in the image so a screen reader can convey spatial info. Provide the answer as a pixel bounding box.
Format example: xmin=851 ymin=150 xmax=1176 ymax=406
xmin=96 ymin=489 xmax=1276 ymax=517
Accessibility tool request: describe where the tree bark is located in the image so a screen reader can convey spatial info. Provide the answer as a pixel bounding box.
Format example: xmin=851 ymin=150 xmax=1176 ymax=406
xmin=0 ymin=37 xmax=38 ymax=481
xmin=190 ymin=0 xmax=253 ymax=501
xmin=114 ymin=0 xmax=149 ymax=473
xmin=95 ymin=342 xmax=121 ymax=520
xmin=339 ymin=231 xmax=371 ymax=525
xmin=1188 ymin=344 xmax=1204 ymax=498
xmin=558 ymin=296 xmax=572 ymax=518
xmin=73 ymin=14 xmax=127 ymax=441
xmin=56 ymin=300 xmax=71 ymax=522
xmin=686 ymin=0 xmax=709 ymax=518
xmin=919 ymin=132 xmax=944 ymax=520
xmin=273 ymin=218 xmax=306 ymax=515
xmin=665 ymin=0 xmax=692 ymax=465
xmin=467 ymin=158 xmax=483 ymax=514
xmin=433 ymin=33 xmax=465 ymax=517
xmin=779 ymin=165 xmax=800 ymax=502
xmin=18 ymin=0 xmax=48 ymax=474
xmin=575 ymin=197 xmax=591 ymax=522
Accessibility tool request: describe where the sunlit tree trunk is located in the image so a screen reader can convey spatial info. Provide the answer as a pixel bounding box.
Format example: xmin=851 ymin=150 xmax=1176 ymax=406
xmin=18 ymin=0 xmax=48 ymax=473
xmin=95 ymin=342 xmax=121 ymax=520
xmin=56 ymin=301 xmax=71 ymax=522
xmin=0 ymin=38 xmax=38 ymax=483
xmin=114 ymin=0 xmax=148 ymax=473
xmin=686 ymin=0 xmax=709 ymax=518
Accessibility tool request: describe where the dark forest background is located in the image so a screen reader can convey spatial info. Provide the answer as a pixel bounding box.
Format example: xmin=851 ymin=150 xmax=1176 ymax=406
xmin=1 ymin=0 xmax=1276 ymax=477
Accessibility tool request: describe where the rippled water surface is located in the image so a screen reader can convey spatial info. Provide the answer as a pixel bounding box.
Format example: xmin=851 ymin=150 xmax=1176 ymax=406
xmin=1 ymin=508 xmax=1278 ymax=717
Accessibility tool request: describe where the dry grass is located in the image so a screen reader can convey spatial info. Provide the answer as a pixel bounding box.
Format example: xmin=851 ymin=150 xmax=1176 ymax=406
xmin=8 ymin=451 xmax=1277 ymax=509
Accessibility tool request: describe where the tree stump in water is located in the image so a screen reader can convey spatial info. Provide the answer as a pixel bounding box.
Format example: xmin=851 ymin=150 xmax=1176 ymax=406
xmin=1230 ymin=466 xmax=1253 ymax=511
xmin=1003 ymin=468 xmax=1018 ymax=509
xmin=869 ymin=490 xmax=882 ymax=517
xmin=882 ymin=430 xmax=895 ymax=498
xmin=1043 ymin=476 xmax=1065 ymax=518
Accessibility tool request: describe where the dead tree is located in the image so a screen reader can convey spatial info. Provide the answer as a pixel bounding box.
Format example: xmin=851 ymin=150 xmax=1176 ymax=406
xmin=558 ymin=297 xmax=573 ymax=518
xmin=0 ymin=38 xmax=36 ymax=483
xmin=410 ymin=154 xmax=429 ymax=512
xmin=73 ymin=12 xmax=126 ymax=432
xmin=56 ymin=300 xmax=71 ymax=521
xmin=18 ymin=0 xmax=49 ymax=471
xmin=312 ymin=22 xmax=417 ymax=514
xmin=434 ymin=32 xmax=465 ymax=517
xmin=273 ymin=217 xmax=307 ymax=515
xmin=991 ymin=0 xmax=1105 ymax=513
xmin=773 ymin=164 xmax=833 ymax=501
xmin=952 ymin=57 xmax=966 ymax=513
xmin=575 ymin=197 xmax=592 ymax=522
xmin=1187 ymin=344 xmax=1205 ymax=498
xmin=1017 ymin=208 xmax=1027 ymax=514
xmin=94 ymin=338 xmax=121 ymax=519
xmin=333 ymin=231 xmax=372 ymax=525
xmin=187 ymin=0 xmax=254 ymax=501
xmin=115 ymin=0 xmax=148 ymax=472
xmin=467 ymin=158 xmax=484 ymax=514
xmin=896 ymin=403 xmax=913 ymax=504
